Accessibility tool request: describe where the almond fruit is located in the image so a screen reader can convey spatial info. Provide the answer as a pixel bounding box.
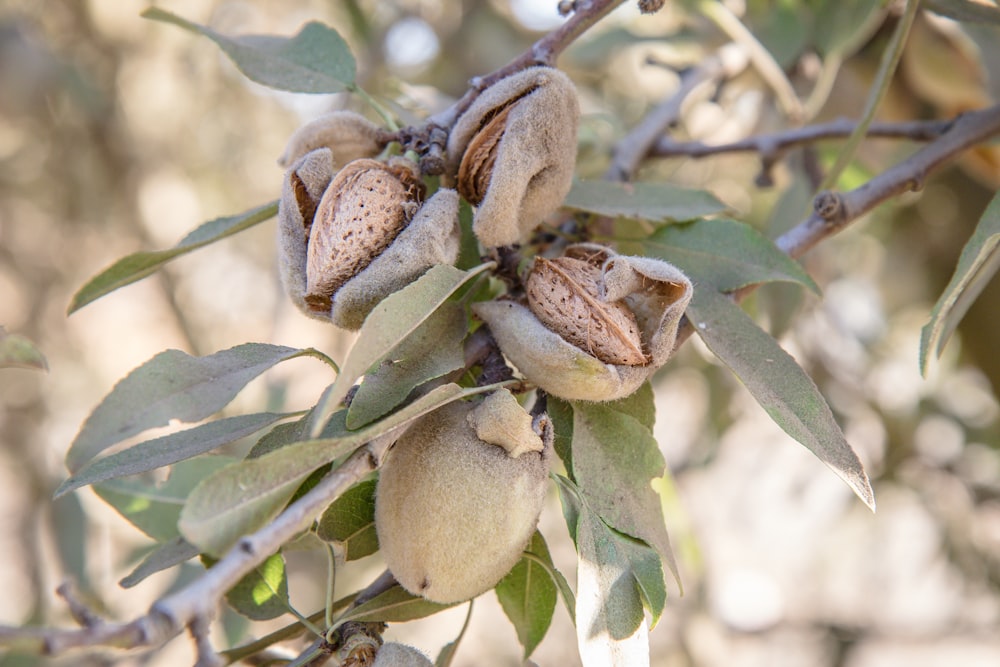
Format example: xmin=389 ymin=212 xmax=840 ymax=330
xmin=304 ymin=157 xmax=425 ymax=313
xmin=456 ymin=100 xmax=518 ymax=205
xmin=526 ymin=256 xmax=647 ymax=366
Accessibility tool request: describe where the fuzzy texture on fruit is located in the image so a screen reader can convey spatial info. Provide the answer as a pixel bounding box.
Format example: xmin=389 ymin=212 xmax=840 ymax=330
xmin=372 ymin=643 xmax=433 ymax=667
xmin=474 ymin=244 xmax=693 ymax=402
xmin=446 ymin=67 xmax=579 ymax=248
xmin=277 ymin=150 xmax=461 ymax=329
xmin=277 ymin=111 xmax=383 ymax=168
xmin=375 ymin=394 xmax=551 ymax=604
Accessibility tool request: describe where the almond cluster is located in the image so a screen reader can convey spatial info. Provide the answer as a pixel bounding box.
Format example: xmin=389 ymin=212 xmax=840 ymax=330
xmin=277 ymin=112 xmax=461 ymax=330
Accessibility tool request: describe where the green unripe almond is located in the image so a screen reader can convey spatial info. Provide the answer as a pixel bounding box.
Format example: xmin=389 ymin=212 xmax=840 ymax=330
xmin=375 ymin=394 xmax=551 ymax=604
xmin=372 ymin=643 xmax=433 ymax=667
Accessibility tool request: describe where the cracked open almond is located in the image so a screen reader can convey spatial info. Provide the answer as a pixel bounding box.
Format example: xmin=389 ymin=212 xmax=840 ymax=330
xmin=447 ymin=67 xmax=579 ymax=248
xmin=473 ymin=243 xmax=694 ymax=402
xmin=304 ymin=157 xmax=424 ymax=313
xmin=526 ymin=256 xmax=647 ymax=366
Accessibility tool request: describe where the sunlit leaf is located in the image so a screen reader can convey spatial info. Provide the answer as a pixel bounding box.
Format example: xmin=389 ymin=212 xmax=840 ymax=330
xmin=95 ymin=456 xmax=235 ymax=542
xmin=435 ymin=602 xmax=473 ymax=667
xmin=142 ymin=9 xmax=356 ymax=93
xmin=495 ymin=532 xmax=557 ymax=659
xmin=0 ymin=328 xmax=47 ymax=370
xmin=346 ymin=302 xmax=467 ymax=429
xmin=921 ymin=190 xmax=1000 ymax=375
xmin=688 ymin=288 xmax=875 ymax=510
xmin=68 ymin=201 xmax=278 ymax=314
xmin=557 ymin=477 xmax=651 ymax=667
xmin=567 ymin=398 xmax=678 ymax=596
xmin=57 ymin=412 xmax=290 ymax=497
xmin=316 ymin=480 xmax=378 ymax=560
xmin=311 ymin=263 xmax=493 ymax=436
xmin=564 ymin=179 xmax=725 ymax=222
xmin=224 ymin=552 xmax=290 ymax=621
xmin=338 ymin=584 xmax=456 ymax=624
xmin=643 ymin=219 xmax=819 ymax=293
xmin=120 ymin=537 xmax=200 ymax=588
xmin=66 ymin=343 xmax=317 ymax=472
xmin=180 ymin=382 xmax=510 ymax=556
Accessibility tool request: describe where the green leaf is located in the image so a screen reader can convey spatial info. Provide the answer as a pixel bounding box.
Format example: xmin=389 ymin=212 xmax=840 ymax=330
xmin=688 ymin=288 xmax=875 ymax=510
xmin=548 ymin=397 xmax=575 ymax=475
xmin=921 ymin=190 xmax=1000 ymax=375
xmin=346 ymin=302 xmax=467 ymax=429
xmin=66 ymin=343 xmax=312 ymax=472
xmin=142 ymin=9 xmax=356 ymax=93
xmin=435 ymin=602 xmax=473 ymax=667
xmin=564 ymin=179 xmax=726 ymax=222
xmin=68 ymin=200 xmax=277 ymax=314
xmin=57 ymin=412 xmax=290 ymax=498
xmin=316 ymin=480 xmax=378 ymax=560
xmin=248 ymin=411 xmax=316 ymax=458
xmin=557 ymin=479 xmax=652 ymax=665
xmin=95 ymin=456 xmax=235 ymax=542
xmin=926 ymin=0 xmax=1000 ymax=25
xmin=311 ymin=263 xmax=493 ymax=436
xmin=224 ymin=552 xmax=290 ymax=621
xmin=643 ymin=218 xmax=820 ymax=293
xmin=495 ymin=532 xmax=557 ymax=659
xmin=120 ymin=537 xmax=200 ymax=588
xmin=338 ymin=584 xmax=456 ymax=624
xmin=568 ymin=400 xmax=678 ymax=599
xmin=0 ymin=328 xmax=47 ymax=370
xmin=180 ymin=382 xmax=510 ymax=556
xmin=814 ymin=0 xmax=885 ymax=56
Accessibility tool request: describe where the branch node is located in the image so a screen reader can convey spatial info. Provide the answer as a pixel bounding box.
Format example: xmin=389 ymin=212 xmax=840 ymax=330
xmin=238 ymin=538 xmax=256 ymax=556
xmin=813 ymin=190 xmax=843 ymax=221
xmin=558 ymin=0 xmax=577 ymax=16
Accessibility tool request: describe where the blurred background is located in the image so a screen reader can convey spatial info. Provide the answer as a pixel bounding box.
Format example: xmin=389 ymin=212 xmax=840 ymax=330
xmin=1 ymin=0 xmax=999 ymax=665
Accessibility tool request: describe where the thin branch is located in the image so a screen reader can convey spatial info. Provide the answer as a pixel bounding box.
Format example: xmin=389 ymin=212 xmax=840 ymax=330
xmin=649 ymin=117 xmax=954 ymax=160
xmin=19 ymin=433 xmax=398 ymax=661
xmin=605 ymin=43 xmax=750 ymax=181
xmin=674 ymin=103 xmax=1000 ymax=346
xmin=427 ymin=0 xmax=627 ymax=129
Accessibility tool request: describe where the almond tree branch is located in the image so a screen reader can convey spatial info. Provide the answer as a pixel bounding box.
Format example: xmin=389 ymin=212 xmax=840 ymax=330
xmin=649 ymin=117 xmax=954 ymax=160
xmin=604 ymin=43 xmax=750 ymax=181
xmin=675 ymin=102 xmax=1000 ymax=346
xmin=4 ymin=433 xmax=398 ymax=662
xmin=428 ymin=0 xmax=627 ymax=129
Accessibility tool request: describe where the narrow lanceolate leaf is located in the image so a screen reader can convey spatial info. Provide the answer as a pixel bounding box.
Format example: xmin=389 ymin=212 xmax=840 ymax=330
xmin=921 ymin=190 xmax=1000 ymax=375
xmin=0 ymin=328 xmax=47 ymax=370
xmin=142 ymin=8 xmax=356 ymax=93
xmin=338 ymin=585 xmax=456 ymax=624
xmin=57 ymin=412 xmax=290 ymax=497
xmin=564 ymin=179 xmax=725 ymax=223
xmin=311 ymin=263 xmax=493 ymax=436
xmin=68 ymin=200 xmax=278 ymax=314
xmin=495 ymin=532 xmax=557 ymax=659
xmin=120 ymin=537 xmax=200 ymax=588
xmin=689 ymin=288 xmax=875 ymax=510
xmin=569 ymin=397 xmax=678 ymax=600
xmin=316 ymin=479 xmax=378 ymax=560
xmin=435 ymin=602 xmax=473 ymax=667
xmin=94 ymin=456 xmax=235 ymax=542
xmin=643 ymin=219 xmax=819 ymax=293
xmin=180 ymin=382 xmax=510 ymax=556
xmin=66 ymin=343 xmax=313 ymax=472
xmin=557 ymin=478 xmax=651 ymax=667
xmin=224 ymin=552 xmax=290 ymax=621
xmin=346 ymin=302 xmax=467 ymax=429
